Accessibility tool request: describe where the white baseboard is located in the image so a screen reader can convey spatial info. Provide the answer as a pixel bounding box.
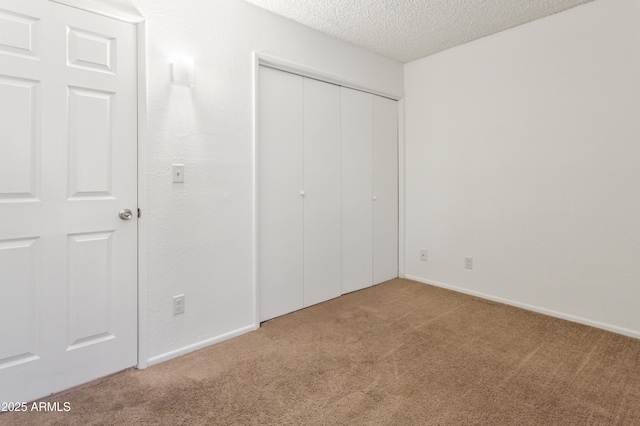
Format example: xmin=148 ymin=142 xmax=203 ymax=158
xmin=146 ymin=323 xmax=259 ymax=367
xmin=404 ymin=275 xmax=640 ymax=340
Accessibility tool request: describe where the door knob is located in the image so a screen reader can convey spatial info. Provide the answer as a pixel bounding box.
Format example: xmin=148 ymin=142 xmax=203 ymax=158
xmin=373 ymin=196 xmax=377 ymax=201
xmin=119 ymin=209 xmax=133 ymax=220
xmin=300 ymin=191 xmax=305 ymax=197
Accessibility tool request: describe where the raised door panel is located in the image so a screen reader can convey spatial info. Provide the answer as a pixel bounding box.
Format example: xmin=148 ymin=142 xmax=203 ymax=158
xmin=258 ymin=66 xmax=304 ymax=321
xmin=0 ymin=5 xmax=39 ymax=60
xmin=68 ymin=87 xmax=114 ymax=198
xmin=67 ymin=26 xmax=117 ymax=74
xmin=341 ymin=87 xmax=373 ymax=294
xmin=67 ymin=232 xmax=114 ymax=350
xmin=0 ymin=76 xmax=40 ymax=200
xmin=303 ymin=77 xmax=341 ymax=307
xmin=0 ymin=238 xmax=39 ymax=369
xmin=373 ymin=96 xmax=399 ymax=284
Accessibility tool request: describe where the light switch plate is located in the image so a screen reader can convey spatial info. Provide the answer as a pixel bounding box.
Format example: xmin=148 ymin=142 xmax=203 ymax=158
xmin=172 ymin=164 xmax=185 ymax=183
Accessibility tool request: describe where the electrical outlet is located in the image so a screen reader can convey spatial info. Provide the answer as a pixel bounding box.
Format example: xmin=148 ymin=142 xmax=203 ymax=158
xmin=173 ymin=295 xmax=185 ymax=315
xmin=465 ymin=257 xmax=473 ymax=270
xmin=420 ymin=249 xmax=428 ymax=261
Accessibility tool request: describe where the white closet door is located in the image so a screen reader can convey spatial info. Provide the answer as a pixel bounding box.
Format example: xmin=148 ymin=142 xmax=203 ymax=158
xmin=303 ymin=78 xmax=342 ymax=306
xmin=373 ymin=96 xmax=399 ymax=284
xmin=341 ymin=87 xmax=373 ymax=293
xmin=258 ymin=67 xmax=304 ymax=321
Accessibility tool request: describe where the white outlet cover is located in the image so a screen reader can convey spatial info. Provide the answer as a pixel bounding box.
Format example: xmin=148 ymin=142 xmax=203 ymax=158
xmin=465 ymin=257 xmax=473 ymax=269
xmin=420 ymin=249 xmax=428 ymax=261
xmin=173 ymin=295 xmax=185 ymax=315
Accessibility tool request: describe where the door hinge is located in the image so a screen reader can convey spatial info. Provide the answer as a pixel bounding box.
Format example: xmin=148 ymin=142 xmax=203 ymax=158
xmin=137 ymin=208 xmax=141 ymax=218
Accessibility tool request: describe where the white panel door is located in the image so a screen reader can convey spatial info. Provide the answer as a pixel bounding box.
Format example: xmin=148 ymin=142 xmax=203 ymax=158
xmin=373 ymin=96 xmax=399 ymax=284
xmin=258 ymin=67 xmax=304 ymax=321
xmin=0 ymin=0 xmax=138 ymax=403
xmin=303 ymin=78 xmax=341 ymax=307
xmin=341 ymin=88 xmax=373 ymax=294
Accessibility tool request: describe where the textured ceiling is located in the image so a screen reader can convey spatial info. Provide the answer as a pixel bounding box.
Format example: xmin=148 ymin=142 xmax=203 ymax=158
xmin=245 ymin=0 xmax=594 ymax=63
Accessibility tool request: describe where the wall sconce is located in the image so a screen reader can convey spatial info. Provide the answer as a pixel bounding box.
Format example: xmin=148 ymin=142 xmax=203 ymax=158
xmin=172 ymin=56 xmax=194 ymax=87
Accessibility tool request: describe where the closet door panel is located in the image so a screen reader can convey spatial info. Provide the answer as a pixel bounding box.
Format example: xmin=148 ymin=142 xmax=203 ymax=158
xmin=341 ymin=87 xmax=373 ymax=294
xmin=303 ymin=78 xmax=342 ymax=307
xmin=373 ymin=96 xmax=399 ymax=284
xmin=258 ymin=67 xmax=304 ymax=321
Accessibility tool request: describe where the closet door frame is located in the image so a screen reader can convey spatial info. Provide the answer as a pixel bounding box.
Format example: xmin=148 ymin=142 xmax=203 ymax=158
xmin=253 ymin=52 xmax=405 ymax=326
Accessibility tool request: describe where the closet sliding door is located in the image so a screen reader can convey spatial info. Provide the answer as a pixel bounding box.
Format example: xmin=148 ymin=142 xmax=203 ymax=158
xmin=341 ymin=88 xmax=374 ymax=294
xmin=303 ymin=78 xmax=342 ymax=307
xmin=373 ymin=96 xmax=399 ymax=284
xmin=341 ymin=88 xmax=399 ymax=292
xmin=258 ymin=67 xmax=304 ymax=321
xmin=259 ymin=67 xmax=342 ymax=321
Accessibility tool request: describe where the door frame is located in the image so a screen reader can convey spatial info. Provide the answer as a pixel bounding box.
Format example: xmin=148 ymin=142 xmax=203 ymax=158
xmin=48 ymin=0 xmax=149 ymax=369
xmin=252 ymin=53 xmax=406 ymax=326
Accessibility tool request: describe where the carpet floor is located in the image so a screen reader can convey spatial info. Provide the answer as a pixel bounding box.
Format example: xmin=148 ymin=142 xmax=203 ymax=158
xmin=2 ymin=278 xmax=640 ymax=425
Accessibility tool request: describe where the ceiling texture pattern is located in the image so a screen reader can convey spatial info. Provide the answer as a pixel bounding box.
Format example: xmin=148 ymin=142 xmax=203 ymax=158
xmin=245 ymin=0 xmax=595 ymax=62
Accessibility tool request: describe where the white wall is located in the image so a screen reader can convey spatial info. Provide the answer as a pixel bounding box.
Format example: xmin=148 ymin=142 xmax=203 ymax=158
xmin=404 ymin=0 xmax=640 ymax=337
xmin=120 ymin=0 xmax=403 ymax=363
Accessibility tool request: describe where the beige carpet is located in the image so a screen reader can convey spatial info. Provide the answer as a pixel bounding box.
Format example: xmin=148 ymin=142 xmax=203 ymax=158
xmin=2 ymin=279 xmax=640 ymax=425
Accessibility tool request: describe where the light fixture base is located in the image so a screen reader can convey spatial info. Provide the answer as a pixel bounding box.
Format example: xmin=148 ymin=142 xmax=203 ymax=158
xmin=172 ymin=56 xmax=194 ymax=87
